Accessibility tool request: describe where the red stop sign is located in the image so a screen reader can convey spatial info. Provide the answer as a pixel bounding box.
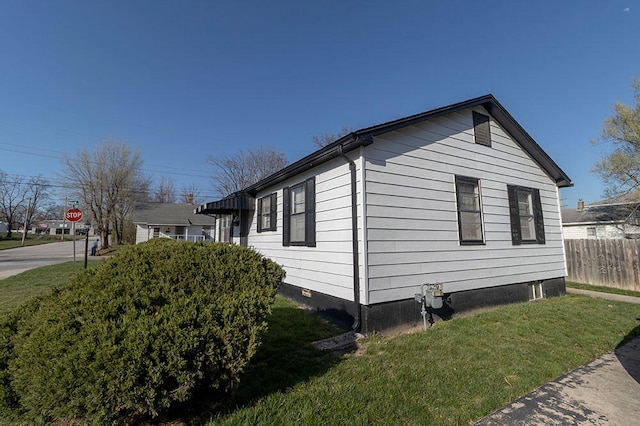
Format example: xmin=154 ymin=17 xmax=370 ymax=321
xmin=65 ymin=208 xmax=83 ymax=222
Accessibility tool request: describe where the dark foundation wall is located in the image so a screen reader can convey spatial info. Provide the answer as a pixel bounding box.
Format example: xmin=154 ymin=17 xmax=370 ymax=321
xmin=278 ymin=278 xmax=566 ymax=334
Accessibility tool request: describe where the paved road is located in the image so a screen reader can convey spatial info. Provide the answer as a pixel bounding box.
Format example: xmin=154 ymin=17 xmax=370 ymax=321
xmin=0 ymin=241 xmax=87 ymax=280
xmin=476 ymin=289 xmax=640 ymax=425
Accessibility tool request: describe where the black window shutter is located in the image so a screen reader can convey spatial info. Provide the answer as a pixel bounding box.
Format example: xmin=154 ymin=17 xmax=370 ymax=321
xmin=305 ymin=177 xmax=316 ymax=247
xmin=282 ymin=187 xmax=290 ymax=246
xmin=473 ymin=111 xmax=491 ymax=147
xmin=257 ymin=198 xmax=263 ymax=233
xmin=532 ymin=188 xmax=545 ymax=244
xmin=270 ymin=193 xmax=277 ymax=231
xmin=507 ymin=185 xmax=521 ymax=245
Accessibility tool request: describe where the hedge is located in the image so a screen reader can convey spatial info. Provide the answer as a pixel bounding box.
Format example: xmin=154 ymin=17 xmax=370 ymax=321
xmin=0 ymin=239 xmax=285 ymax=424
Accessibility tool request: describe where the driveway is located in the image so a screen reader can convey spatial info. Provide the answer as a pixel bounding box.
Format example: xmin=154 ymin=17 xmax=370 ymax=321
xmin=0 ymin=241 xmax=84 ymax=280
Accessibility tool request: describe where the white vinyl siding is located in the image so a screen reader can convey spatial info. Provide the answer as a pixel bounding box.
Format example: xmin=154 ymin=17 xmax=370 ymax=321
xmin=563 ymin=223 xmax=640 ymax=239
xmin=364 ymin=107 xmax=566 ymax=304
xmin=248 ymin=155 xmax=366 ymax=302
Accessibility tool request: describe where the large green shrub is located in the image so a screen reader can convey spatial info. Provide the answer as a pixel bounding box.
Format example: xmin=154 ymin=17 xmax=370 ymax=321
xmin=0 ymin=239 xmax=284 ymax=424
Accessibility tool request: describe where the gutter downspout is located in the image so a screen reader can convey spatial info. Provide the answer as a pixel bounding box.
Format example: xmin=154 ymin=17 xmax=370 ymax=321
xmin=338 ymin=144 xmax=361 ymax=332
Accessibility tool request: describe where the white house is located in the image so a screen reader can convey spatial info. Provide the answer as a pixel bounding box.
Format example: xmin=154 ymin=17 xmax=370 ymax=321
xmin=134 ymin=203 xmax=217 ymax=244
xmin=196 ymin=95 xmax=572 ymax=333
xmin=562 ymin=199 xmax=640 ymax=239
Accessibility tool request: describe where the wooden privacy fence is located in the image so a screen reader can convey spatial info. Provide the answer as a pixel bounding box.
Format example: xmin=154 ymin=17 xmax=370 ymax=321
xmin=564 ymin=239 xmax=640 ymax=292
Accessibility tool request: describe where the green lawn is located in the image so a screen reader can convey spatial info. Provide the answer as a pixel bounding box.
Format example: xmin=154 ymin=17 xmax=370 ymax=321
xmin=0 ymin=261 xmax=100 ymax=315
xmin=2 ymin=267 xmax=639 ymax=425
xmin=567 ymin=281 xmax=640 ymax=298
xmin=0 ymin=234 xmax=75 ymax=250
xmin=207 ymin=295 xmax=640 ymax=425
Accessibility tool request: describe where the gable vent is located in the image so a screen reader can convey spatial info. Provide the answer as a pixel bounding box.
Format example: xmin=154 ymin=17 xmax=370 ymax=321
xmin=473 ymin=111 xmax=491 ymax=147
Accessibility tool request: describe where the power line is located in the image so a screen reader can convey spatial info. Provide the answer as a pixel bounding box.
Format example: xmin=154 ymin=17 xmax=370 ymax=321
xmin=0 ymin=142 xmax=212 ymax=180
xmin=0 ymin=173 xmax=222 ymax=200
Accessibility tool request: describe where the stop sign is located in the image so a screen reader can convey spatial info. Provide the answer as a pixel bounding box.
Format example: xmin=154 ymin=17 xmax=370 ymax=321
xmin=65 ymin=208 xmax=83 ymax=222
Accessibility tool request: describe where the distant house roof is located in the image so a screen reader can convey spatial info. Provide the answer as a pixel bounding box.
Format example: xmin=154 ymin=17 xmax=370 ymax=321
xmin=562 ymin=203 xmax=640 ymax=225
xmin=134 ymin=203 xmax=217 ymax=226
xmin=197 ymin=94 xmax=572 ymax=215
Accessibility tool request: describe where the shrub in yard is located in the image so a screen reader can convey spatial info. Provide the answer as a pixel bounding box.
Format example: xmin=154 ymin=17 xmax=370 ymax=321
xmin=0 ymin=239 xmax=284 ymax=424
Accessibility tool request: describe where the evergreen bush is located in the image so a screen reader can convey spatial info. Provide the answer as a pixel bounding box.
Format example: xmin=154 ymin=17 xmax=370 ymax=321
xmin=0 ymin=239 xmax=284 ymax=424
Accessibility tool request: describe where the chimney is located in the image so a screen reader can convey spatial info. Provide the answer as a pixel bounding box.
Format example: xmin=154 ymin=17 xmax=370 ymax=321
xmin=577 ymin=199 xmax=584 ymax=210
xmin=187 ymin=193 xmax=194 ymax=205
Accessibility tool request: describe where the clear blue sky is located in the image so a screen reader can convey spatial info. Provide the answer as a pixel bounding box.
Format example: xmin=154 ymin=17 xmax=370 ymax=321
xmin=0 ymin=1 xmax=638 ymax=208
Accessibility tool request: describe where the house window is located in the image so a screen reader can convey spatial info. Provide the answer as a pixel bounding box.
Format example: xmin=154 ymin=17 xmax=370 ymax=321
xmin=283 ymin=177 xmax=316 ymax=247
xmin=257 ymin=193 xmax=277 ymax=232
xmin=473 ymin=111 xmax=491 ymax=147
xmin=153 ymin=227 xmax=160 ymax=238
xmin=455 ymin=176 xmax=484 ymax=244
xmin=507 ymin=185 xmax=545 ymax=245
xmin=586 ymin=227 xmax=596 ymax=238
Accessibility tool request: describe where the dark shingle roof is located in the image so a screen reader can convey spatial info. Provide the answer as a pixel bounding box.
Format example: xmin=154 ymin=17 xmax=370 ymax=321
xmin=134 ymin=203 xmax=217 ymax=226
xmin=561 ymin=203 xmax=640 ymax=225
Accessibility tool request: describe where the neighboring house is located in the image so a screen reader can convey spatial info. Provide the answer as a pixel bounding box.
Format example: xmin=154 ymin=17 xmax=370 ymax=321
xmin=562 ymin=199 xmax=640 ymax=239
xmin=33 ymin=220 xmax=93 ymax=236
xmin=134 ymin=203 xmax=217 ymax=244
xmin=196 ymin=94 xmax=572 ymax=333
xmin=0 ymin=222 xmax=7 ymax=234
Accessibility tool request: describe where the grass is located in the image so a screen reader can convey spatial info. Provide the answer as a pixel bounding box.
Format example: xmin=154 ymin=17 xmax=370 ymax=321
xmin=0 ymin=234 xmax=75 ymax=250
xmin=2 ymin=265 xmax=639 ymax=425
xmin=206 ymin=296 xmax=640 ymax=425
xmin=0 ymin=260 xmax=101 ymax=315
xmin=567 ymin=280 xmax=640 ymax=298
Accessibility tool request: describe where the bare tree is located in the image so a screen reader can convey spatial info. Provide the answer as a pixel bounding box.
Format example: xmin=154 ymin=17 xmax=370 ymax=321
xmin=311 ymin=125 xmax=354 ymax=149
xmin=208 ymin=146 xmax=288 ymax=197
xmin=62 ymin=140 xmax=149 ymax=248
xmin=0 ymin=171 xmax=27 ymax=237
xmin=0 ymin=172 xmax=50 ymax=237
xmin=179 ymin=183 xmax=203 ymax=205
xmin=152 ymin=176 xmax=177 ymax=203
xmin=24 ymin=175 xmax=50 ymax=231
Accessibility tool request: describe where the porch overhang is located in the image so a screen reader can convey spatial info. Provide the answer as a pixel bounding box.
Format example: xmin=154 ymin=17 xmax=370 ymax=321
xmin=194 ymin=192 xmax=255 ymax=214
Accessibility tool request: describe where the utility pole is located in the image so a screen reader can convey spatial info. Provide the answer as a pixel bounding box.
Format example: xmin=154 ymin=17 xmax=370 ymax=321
xmin=62 ymin=196 xmax=67 ymax=241
xmin=20 ymin=197 xmax=31 ymax=247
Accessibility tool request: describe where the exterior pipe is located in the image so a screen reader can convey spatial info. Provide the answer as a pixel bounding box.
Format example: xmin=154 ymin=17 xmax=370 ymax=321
xmin=338 ymin=144 xmax=361 ymax=332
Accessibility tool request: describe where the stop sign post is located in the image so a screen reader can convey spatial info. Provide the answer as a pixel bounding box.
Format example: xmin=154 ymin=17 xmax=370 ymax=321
xmin=65 ymin=208 xmax=83 ymax=261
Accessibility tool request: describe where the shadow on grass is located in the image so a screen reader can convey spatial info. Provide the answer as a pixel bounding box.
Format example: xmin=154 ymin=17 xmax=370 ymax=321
xmin=615 ymin=322 xmax=640 ymax=385
xmin=171 ymin=302 xmax=349 ymax=423
xmin=228 ymin=306 xmax=347 ymax=405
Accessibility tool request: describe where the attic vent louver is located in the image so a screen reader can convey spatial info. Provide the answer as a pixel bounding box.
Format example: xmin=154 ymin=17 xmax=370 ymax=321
xmin=473 ymin=111 xmax=491 ymax=147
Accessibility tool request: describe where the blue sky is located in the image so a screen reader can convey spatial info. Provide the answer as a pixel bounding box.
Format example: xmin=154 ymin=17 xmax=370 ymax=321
xmin=0 ymin=1 xmax=638 ymax=208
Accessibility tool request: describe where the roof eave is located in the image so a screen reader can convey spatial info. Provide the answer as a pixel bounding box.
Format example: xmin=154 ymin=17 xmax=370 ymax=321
xmin=481 ymin=98 xmax=572 ymax=188
xmin=244 ymin=134 xmax=373 ymax=195
xmin=197 ymin=94 xmax=572 ymax=214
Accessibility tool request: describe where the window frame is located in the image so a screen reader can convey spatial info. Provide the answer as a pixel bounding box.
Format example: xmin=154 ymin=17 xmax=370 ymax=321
xmin=283 ymin=177 xmax=316 ymax=247
xmin=473 ymin=111 xmax=491 ymax=147
xmin=257 ymin=192 xmax=277 ymax=233
xmin=455 ymin=175 xmax=485 ymax=245
xmin=507 ymin=185 xmax=545 ymax=245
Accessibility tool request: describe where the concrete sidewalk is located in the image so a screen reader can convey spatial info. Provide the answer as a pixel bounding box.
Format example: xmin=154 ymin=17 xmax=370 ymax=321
xmin=476 ymin=288 xmax=640 ymax=425
xmin=0 ymin=241 xmax=79 ymax=280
